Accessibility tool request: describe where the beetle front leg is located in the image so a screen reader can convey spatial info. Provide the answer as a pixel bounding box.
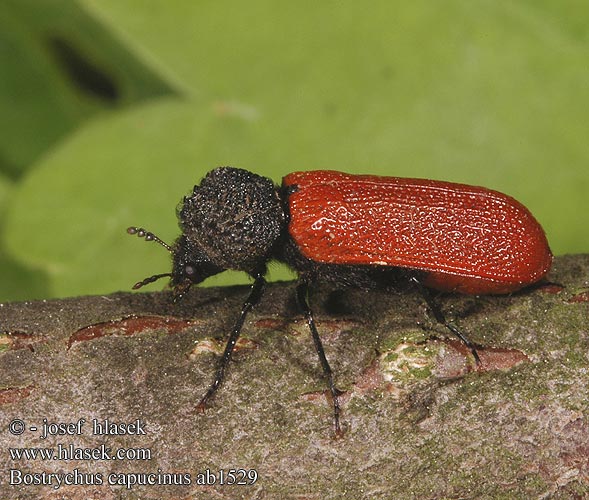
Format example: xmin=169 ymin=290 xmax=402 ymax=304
xmin=196 ymin=273 xmax=267 ymax=412
xmin=296 ymin=281 xmax=343 ymax=437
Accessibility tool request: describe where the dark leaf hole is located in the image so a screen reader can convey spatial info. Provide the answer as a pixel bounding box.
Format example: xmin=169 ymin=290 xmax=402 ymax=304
xmin=46 ymin=35 xmax=119 ymax=102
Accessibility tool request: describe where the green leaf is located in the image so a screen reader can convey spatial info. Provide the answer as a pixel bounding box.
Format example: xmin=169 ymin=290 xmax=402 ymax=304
xmin=0 ymin=0 xmax=174 ymax=177
xmin=3 ymin=0 xmax=589 ymax=300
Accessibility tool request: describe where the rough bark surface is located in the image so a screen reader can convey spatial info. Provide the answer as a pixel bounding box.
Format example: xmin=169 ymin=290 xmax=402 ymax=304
xmin=1 ymin=255 xmax=588 ymax=499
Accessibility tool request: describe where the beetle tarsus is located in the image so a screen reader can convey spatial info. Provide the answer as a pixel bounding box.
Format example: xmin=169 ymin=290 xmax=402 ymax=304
xmin=195 ymin=396 xmax=209 ymax=414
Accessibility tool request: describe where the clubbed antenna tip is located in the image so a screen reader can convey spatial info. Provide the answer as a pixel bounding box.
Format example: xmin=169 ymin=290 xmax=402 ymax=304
xmin=127 ymin=226 xmax=172 ymax=253
xmin=127 ymin=226 xmax=173 ymax=290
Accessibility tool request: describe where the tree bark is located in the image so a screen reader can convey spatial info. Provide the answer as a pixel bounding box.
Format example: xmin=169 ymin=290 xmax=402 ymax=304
xmin=1 ymin=255 xmax=588 ymax=499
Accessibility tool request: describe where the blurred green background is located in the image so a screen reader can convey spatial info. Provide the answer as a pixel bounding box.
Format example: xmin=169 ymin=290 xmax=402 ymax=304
xmin=1 ymin=0 xmax=588 ymax=302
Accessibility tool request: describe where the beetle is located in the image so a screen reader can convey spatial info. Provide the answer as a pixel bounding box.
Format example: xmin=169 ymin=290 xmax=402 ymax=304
xmin=128 ymin=167 xmax=552 ymax=436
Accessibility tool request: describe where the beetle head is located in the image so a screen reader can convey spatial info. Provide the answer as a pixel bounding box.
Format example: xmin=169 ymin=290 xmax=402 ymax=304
xmin=169 ymin=234 xmax=224 ymax=299
xmin=127 ymin=227 xmax=223 ymax=300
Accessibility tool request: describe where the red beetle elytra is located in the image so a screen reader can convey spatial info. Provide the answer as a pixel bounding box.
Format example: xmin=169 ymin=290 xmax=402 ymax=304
xmin=128 ymin=168 xmax=552 ymax=436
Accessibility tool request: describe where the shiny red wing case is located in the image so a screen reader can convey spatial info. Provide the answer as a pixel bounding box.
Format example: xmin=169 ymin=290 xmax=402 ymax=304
xmin=283 ymin=170 xmax=552 ymax=294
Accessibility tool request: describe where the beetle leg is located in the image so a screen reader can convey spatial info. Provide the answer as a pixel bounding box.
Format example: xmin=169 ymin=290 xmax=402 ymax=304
xmin=196 ymin=272 xmax=266 ymax=412
xmin=296 ymin=281 xmax=343 ymax=437
xmin=409 ymin=276 xmax=481 ymax=365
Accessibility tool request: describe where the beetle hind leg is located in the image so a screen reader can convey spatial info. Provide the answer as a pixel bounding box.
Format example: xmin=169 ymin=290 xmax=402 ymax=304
xmin=409 ymin=276 xmax=481 ymax=366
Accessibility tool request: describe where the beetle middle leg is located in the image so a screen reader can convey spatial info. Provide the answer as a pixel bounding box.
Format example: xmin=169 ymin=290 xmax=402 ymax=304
xmin=296 ymin=281 xmax=343 ymax=437
xmin=409 ymin=276 xmax=481 ymax=365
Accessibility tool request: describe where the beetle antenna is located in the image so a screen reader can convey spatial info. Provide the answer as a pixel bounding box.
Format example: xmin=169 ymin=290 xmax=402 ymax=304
xmin=132 ymin=273 xmax=172 ymax=290
xmin=127 ymin=226 xmax=172 ymax=253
